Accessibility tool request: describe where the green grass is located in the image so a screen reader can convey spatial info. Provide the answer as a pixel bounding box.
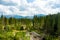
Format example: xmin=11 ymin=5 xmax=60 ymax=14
xmin=15 ymin=32 xmax=30 ymax=40
xmin=0 ymin=31 xmax=30 ymax=40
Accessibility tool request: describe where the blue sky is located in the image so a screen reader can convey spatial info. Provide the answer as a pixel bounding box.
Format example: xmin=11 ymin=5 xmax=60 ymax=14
xmin=27 ymin=0 xmax=35 ymax=3
xmin=0 ymin=0 xmax=60 ymax=16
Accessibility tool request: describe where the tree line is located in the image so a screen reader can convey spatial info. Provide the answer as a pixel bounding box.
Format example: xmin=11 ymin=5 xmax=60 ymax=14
xmin=0 ymin=13 xmax=60 ymax=40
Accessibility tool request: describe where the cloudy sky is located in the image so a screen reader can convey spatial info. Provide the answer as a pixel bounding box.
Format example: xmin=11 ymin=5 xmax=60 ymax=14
xmin=0 ymin=0 xmax=60 ymax=16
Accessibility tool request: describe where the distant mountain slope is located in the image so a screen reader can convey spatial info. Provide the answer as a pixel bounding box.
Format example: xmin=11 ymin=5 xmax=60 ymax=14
xmin=1 ymin=14 xmax=45 ymax=19
xmin=36 ymin=14 xmax=45 ymax=17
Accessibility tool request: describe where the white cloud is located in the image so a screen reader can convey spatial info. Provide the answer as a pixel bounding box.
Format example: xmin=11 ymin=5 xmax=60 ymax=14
xmin=0 ymin=5 xmax=12 ymax=15
xmin=0 ymin=0 xmax=60 ymax=16
xmin=32 ymin=0 xmax=60 ymax=14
